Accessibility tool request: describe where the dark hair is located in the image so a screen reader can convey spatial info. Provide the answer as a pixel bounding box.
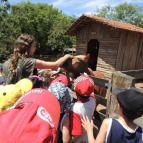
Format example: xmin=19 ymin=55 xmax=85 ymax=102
xmin=76 ymin=92 xmax=90 ymax=100
xmin=10 ymin=34 xmax=35 ymax=70
xmin=118 ymin=102 xmax=143 ymax=120
xmin=40 ymin=70 xmax=53 ymax=87
xmin=28 ymin=75 xmax=43 ymax=89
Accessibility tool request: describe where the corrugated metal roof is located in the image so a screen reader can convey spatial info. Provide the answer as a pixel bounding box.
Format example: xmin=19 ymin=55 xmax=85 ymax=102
xmin=65 ymin=14 xmax=143 ymax=36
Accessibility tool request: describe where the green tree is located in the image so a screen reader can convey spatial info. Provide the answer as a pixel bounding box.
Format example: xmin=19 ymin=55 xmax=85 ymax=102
xmin=0 ymin=1 xmax=75 ymax=56
xmin=94 ymin=2 xmax=143 ymax=27
xmin=9 ymin=2 xmax=75 ymax=55
xmin=0 ymin=0 xmax=12 ymax=55
xmin=47 ymin=15 xmax=76 ymax=55
xmin=68 ymin=15 xmax=78 ymax=23
xmin=94 ymin=5 xmax=115 ymax=20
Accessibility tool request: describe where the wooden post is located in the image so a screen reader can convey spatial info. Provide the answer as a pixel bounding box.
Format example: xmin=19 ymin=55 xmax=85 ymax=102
xmin=106 ymin=71 xmax=135 ymax=119
xmin=106 ymin=70 xmax=143 ymax=127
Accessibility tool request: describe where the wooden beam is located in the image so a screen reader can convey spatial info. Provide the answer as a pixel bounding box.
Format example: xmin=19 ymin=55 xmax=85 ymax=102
xmin=66 ymin=17 xmax=90 ymax=35
xmin=106 ymin=71 xmax=143 ymax=127
xmin=89 ymin=75 xmax=109 ymax=88
xmin=122 ymin=69 xmax=143 ymax=79
xmin=95 ymin=94 xmax=107 ymax=107
xmin=94 ymin=110 xmax=106 ymax=122
xmin=110 ymin=27 xmax=121 ymax=31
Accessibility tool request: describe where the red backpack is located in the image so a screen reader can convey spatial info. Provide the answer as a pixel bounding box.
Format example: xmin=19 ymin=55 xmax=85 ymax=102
xmin=0 ymin=89 xmax=60 ymax=143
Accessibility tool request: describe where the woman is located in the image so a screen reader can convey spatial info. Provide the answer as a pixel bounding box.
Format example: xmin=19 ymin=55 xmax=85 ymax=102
xmin=3 ymin=34 xmax=73 ymax=84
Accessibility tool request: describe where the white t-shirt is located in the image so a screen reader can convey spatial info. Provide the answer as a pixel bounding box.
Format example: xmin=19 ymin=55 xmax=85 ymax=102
xmin=69 ymin=96 xmax=95 ymax=143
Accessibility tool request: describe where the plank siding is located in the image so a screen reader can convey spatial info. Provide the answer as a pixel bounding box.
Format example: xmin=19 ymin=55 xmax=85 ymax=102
xmin=115 ymin=31 xmax=128 ymax=70
xmin=97 ymin=38 xmax=120 ymax=79
xmin=122 ymin=32 xmax=138 ymax=70
xmin=75 ymin=20 xmax=143 ymax=80
xmin=135 ymin=34 xmax=143 ymax=69
xmin=116 ymin=31 xmax=143 ymax=71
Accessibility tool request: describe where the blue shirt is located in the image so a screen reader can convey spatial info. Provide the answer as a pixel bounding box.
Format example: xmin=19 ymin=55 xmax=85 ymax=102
xmin=107 ymin=119 xmax=142 ymax=143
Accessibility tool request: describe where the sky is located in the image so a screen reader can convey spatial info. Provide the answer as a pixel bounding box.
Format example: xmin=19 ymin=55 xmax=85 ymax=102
xmin=9 ymin=0 xmax=143 ymax=16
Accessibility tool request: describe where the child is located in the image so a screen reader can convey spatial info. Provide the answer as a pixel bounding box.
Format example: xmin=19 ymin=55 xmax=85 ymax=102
xmin=82 ymin=87 xmax=143 ymax=143
xmin=28 ymin=75 xmax=43 ymax=88
xmin=39 ymin=68 xmax=70 ymax=90
xmin=2 ymin=34 xmax=73 ymax=84
xmin=48 ymin=80 xmax=73 ymax=143
xmin=61 ymin=74 xmax=96 ymax=143
xmin=48 ymin=81 xmax=73 ymax=113
xmin=38 ymin=69 xmax=55 ymax=89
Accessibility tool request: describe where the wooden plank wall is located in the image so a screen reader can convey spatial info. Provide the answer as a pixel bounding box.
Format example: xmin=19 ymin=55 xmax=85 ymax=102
xmin=97 ymin=38 xmax=120 ymax=79
xmin=76 ymin=39 xmax=87 ymax=54
xmin=76 ymin=21 xmax=143 ymax=78
xmin=76 ymin=22 xmax=121 ymax=79
xmin=116 ymin=31 xmax=143 ymax=71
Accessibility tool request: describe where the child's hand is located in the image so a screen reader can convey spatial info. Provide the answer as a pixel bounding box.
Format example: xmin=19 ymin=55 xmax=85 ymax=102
xmin=81 ymin=116 xmax=94 ymax=132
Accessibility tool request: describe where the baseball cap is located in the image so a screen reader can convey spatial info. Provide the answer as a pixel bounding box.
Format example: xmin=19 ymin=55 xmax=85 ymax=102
xmin=48 ymin=82 xmax=73 ymax=112
xmin=74 ymin=74 xmax=94 ymax=96
xmin=112 ymin=87 xmax=143 ymax=113
xmin=0 ymin=78 xmax=33 ymax=112
xmin=51 ymin=75 xmax=68 ymax=86
xmin=28 ymin=75 xmax=43 ymax=88
xmin=0 ymin=88 xmax=60 ymax=142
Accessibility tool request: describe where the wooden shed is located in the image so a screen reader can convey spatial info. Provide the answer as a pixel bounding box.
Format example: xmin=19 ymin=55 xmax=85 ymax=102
xmin=65 ymin=14 xmax=143 ymax=79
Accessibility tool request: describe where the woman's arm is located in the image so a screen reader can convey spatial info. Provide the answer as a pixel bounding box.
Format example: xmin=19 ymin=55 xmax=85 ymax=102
xmin=35 ymin=54 xmax=73 ymax=69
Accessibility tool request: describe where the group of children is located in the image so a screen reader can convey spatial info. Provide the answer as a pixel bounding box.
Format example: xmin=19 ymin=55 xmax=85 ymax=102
xmin=0 ymin=66 xmax=96 ymax=142
xmin=0 ymin=33 xmax=143 ymax=143
xmin=29 ymin=68 xmax=96 ymax=143
xmin=27 ymin=71 xmax=143 ymax=143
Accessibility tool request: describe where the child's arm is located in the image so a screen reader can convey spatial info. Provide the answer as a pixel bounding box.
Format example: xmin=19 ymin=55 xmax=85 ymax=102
xmin=95 ymin=118 xmax=110 ymax=143
xmin=81 ymin=116 xmax=95 ymax=143
xmin=62 ymin=110 xmax=80 ymax=143
xmin=62 ymin=114 xmax=71 ymax=143
xmin=82 ymin=116 xmax=110 ymax=143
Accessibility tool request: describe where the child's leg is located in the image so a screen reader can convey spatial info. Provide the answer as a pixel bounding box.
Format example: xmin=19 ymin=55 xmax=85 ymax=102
xmin=61 ymin=114 xmax=71 ymax=143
